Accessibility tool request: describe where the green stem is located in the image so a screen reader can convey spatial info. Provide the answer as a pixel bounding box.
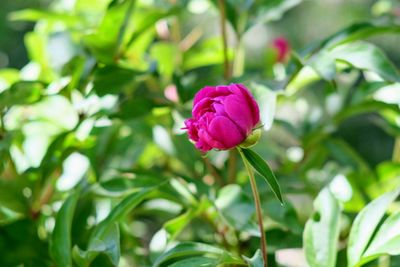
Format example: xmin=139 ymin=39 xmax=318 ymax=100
xmin=115 ymin=0 xmax=136 ymax=61
xmin=228 ymin=150 xmax=237 ymax=183
xmin=238 ymin=148 xmax=268 ymax=267
xmin=393 ymin=138 xmax=400 ymax=163
xmin=218 ymin=0 xmax=230 ymax=80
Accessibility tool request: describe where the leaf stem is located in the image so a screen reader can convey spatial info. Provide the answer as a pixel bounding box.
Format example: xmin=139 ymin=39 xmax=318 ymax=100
xmin=238 ymin=148 xmax=268 ymax=267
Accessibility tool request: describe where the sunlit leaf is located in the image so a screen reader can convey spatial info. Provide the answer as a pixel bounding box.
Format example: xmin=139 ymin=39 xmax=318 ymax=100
xmin=304 ymin=188 xmax=341 ymax=267
xmin=347 ymin=188 xmax=400 ymax=267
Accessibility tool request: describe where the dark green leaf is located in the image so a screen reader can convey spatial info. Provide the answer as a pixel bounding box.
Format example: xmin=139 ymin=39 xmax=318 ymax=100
xmin=73 ymin=223 xmax=120 ymax=267
xmin=240 ymin=148 xmax=283 ymax=204
xmin=152 ymin=242 xmax=244 ymax=267
xmin=320 ymin=22 xmax=400 ymax=49
xmin=92 ymin=65 xmax=138 ymax=96
xmin=50 ymin=192 xmax=79 ymax=267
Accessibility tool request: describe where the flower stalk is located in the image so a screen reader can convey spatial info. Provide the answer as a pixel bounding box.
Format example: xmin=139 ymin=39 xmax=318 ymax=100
xmin=238 ymin=147 xmax=268 ymax=267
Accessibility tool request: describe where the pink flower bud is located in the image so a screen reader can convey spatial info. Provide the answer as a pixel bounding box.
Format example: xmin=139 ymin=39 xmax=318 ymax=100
xmin=183 ymin=84 xmax=260 ymax=152
xmin=272 ymin=37 xmax=290 ymax=63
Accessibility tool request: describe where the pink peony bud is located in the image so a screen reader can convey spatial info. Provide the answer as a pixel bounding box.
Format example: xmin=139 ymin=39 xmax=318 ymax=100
xmin=272 ymin=37 xmax=290 ymax=63
xmin=183 ymin=84 xmax=260 ymax=152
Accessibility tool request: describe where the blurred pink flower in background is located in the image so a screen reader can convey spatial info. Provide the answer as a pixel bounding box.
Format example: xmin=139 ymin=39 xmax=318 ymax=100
xmin=272 ymin=37 xmax=290 ymax=63
xmin=164 ymin=84 xmax=179 ymax=102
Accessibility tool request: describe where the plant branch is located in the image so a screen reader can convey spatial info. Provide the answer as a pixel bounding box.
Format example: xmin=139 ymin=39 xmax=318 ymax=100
xmin=218 ymin=0 xmax=230 ymax=80
xmin=228 ymin=149 xmax=237 ymax=183
xmin=393 ymin=138 xmax=400 ymax=163
xmin=203 ymin=157 xmax=225 ymax=186
xmin=115 ymin=0 xmax=136 ymax=61
xmin=238 ymin=148 xmax=268 ymax=267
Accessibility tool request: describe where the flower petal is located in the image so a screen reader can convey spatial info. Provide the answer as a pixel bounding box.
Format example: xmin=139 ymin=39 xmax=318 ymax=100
xmin=232 ymin=84 xmax=260 ymax=126
xmin=223 ymin=94 xmax=254 ymax=134
xmin=207 ymin=116 xmax=245 ymax=149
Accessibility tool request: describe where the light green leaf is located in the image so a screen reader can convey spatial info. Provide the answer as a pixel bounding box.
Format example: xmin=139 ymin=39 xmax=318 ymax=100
xmin=304 ymin=188 xmax=341 ymax=267
xmin=50 ymin=192 xmax=79 ymax=267
xmin=330 ymin=42 xmax=400 ymax=82
xmin=163 ymin=198 xmax=209 ymax=240
xmin=251 ymin=0 xmax=302 ymax=26
xmin=150 ymin=42 xmax=179 ymax=80
xmin=243 ymin=249 xmax=264 ymax=267
xmin=215 ymin=184 xmax=254 ymax=231
xmin=363 ymin=211 xmax=400 ymax=259
xmin=0 ymin=81 xmax=43 ymax=109
xmin=250 ymin=83 xmax=277 ymax=131
xmin=308 ymin=50 xmax=336 ymax=81
xmin=9 ymin=9 xmax=81 ymax=26
xmin=347 ymin=188 xmax=400 ymax=267
xmin=240 ymin=148 xmax=283 ymax=204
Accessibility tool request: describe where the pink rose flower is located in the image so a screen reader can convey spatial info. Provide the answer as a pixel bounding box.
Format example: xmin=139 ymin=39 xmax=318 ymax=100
xmin=183 ymin=84 xmax=260 ymax=152
xmin=272 ymin=37 xmax=290 ymax=63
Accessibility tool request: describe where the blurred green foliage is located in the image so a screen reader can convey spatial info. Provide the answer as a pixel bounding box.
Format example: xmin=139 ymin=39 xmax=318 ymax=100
xmin=0 ymin=0 xmax=400 ymax=266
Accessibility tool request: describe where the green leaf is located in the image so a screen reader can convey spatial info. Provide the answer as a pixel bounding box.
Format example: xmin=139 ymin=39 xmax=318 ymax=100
xmin=115 ymin=96 xmax=159 ymax=119
xmin=250 ymin=0 xmax=302 ymax=27
xmin=307 ymin=50 xmax=336 ymax=81
xmin=163 ymin=198 xmax=209 ymax=240
xmin=167 ymin=256 xmax=219 ymax=267
xmin=347 ymin=188 xmax=400 ymax=267
xmin=150 ymin=42 xmax=179 ymax=80
xmin=304 ymin=188 xmax=341 ymax=267
xmin=50 ymin=192 xmax=79 ymax=267
xmin=9 ymin=9 xmax=81 ymax=26
xmin=74 ymin=188 xmax=154 ymax=266
xmin=0 ymin=81 xmax=43 ymax=109
xmin=363 ymin=211 xmax=400 ymax=260
xmin=320 ymin=22 xmax=400 ymax=49
xmin=73 ymin=223 xmax=120 ymax=267
xmin=240 ymin=148 xmax=283 ymax=204
xmin=243 ymin=249 xmax=264 ymax=267
xmin=92 ymin=65 xmax=138 ymax=96
xmin=183 ymin=38 xmax=229 ymax=71
xmin=330 ymin=42 xmax=400 ymax=82
xmin=215 ymin=184 xmax=254 ymax=231
xmin=152 ymin=242 xmax=244 ymax=267
xmin=90 ymin=188 xmax=153 ymax=245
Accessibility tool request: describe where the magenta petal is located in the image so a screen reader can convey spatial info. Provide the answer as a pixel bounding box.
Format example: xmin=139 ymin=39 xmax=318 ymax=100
xmin=207 ymin=116 xmax=245 ymax=149
xmin=223 ymin=94 xmax=254 ymax=134
xmin=192 ymin=97 xmax=213 ymax=118
xmin=198 ymin=128 xmax=225 ymax=150
xmin=184 ymin=118 xmax=199 ymax=142
xmin=234 ymin=84 xmax=260 ymax=126
xmin=193 ymin=86 xmax=215 ymax=106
